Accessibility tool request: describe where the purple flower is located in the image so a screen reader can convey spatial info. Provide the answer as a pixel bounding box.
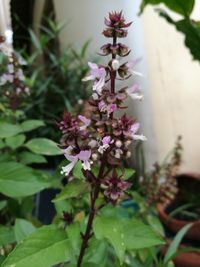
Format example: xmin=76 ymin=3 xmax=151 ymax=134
xmin=126 ymin=84 xmax=144 ymax=101
xmin=126 ymin=58 xmax=143 ymax=77
xmin=103 ymin=171 xmax=131 ymax=203
xmin=78 ymin=115 xmax=91 ymax=130
xmin=107 ymin=103 xmax=117 ymax=115
xmin=98 ymin=136 xmax=113 ymax=154
xmin=130 ymin=122 xmax=147 ymax=141
xmin=82 ymin=62 xmax=106 ymax=94
xmin=61 ymin=147 xmax=92 ymax=176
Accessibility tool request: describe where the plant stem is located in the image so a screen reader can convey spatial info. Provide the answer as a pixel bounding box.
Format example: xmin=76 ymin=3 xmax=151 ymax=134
xmin=76 ymin=162 xmax=105 ymax=267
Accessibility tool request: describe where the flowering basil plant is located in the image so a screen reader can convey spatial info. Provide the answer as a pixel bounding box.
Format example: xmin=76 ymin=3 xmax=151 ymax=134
xmin=1 ymin=12 xmax=164 ymax=267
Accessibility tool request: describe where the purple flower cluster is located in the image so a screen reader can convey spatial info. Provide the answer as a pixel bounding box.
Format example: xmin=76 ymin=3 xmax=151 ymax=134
xmin=0 ymin=36 xmax=29 ymax=111
xmin=59 ymin=11 xmax=146 ymax=204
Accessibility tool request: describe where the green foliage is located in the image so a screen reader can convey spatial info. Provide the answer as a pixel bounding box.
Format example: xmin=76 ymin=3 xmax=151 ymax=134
xmin=22 ymin=19 xmax=92 ymax=141
xmin=140 ymin=0 xmax=194 ymax=16
xmin=93 ymin=215 xmax=164 ymax=264
xmin=5 ymin=134 xmax=26 ymax=149
xmin=163 ymin=223 xmax=193 ymax=265
xmin=159 ymin=11 xmax=200 ymax=61
xmin=140 ymin=0 xmax=200 ymax=62
xmin=0 ymin=122 xmax=22 ymax=138
xmin=20 ymin=120 xmax=45 ymax=132
xmin=0 ymin=162 xmax=49 ymax=197
xmin=24 ymin=138 xmax=62 ymax=155
xmin=0 ymin=226 xmax=15 ymax=246
xmin=14 ymin=219 xmax=36 ymax=243
xmin=53 ymin=179 xmax=90 ymax=202
xmin=19 ymin=151 xmax=47 ymax=165
xmin=1 ymin=225 xmax=72 ymax=267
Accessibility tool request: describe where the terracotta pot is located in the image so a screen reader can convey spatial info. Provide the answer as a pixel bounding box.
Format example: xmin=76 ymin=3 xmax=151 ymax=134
xmin=157 ymin=173 xmax=200 ymax=241
xmin=157 ymin=203 xmax=200 ymax=240
xmin=173 ymin=251 xmax=200 ymax=267
xmin=162 ymin=241 xmax=200 ymax=267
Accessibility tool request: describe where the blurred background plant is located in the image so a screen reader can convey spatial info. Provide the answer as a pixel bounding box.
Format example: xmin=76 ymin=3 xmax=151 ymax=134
xmin=20 ymin=18 xmax=92 ymax=141
xmin=140 ymin=0 xmax=200 ymax=62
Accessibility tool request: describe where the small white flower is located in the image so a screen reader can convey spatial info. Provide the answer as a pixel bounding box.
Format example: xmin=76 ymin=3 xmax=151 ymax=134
xmin=112 ymin=59 xmax=120 ymax=71
xmin=115 ymin=140 xmax=122 ymax=148
xmin=133 ymin=134 xmax=147 ymax=141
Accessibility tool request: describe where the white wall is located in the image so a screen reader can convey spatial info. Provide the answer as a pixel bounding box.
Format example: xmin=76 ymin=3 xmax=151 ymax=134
xmin=141 ymin=1 xmax=200 ymax=172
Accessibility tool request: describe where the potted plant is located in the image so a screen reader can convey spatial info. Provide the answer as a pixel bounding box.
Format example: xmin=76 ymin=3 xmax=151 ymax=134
xmin=141 ymin=136 xmax=200 ymax=267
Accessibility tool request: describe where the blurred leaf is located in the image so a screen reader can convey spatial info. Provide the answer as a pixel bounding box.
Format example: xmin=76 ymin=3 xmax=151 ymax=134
xmin=0 ymin=226 xmax=15 ymax=246
xmin=21 ymin=120 xmax=45 ymax=132
xmin=164 ymin=223 xmax=193 ymax=264
xmin=140 ymin=0 xmax=194 ymax=16
xmin=14 ymin=218 xmax=36 ymax=243
xmin=0 ymin=162 xmax=49 ymax=197
xmin=1 ymin=225 xmax=72 ymax=267
xmin=29 ymin=29 xmax=42 ymax=52
xmin=25 ymin=138 xmax=62 ymax=155
xmin=0 ymin=122 xmax=22 ymax=138
xmin=66 ymin=223 xmax=81 ymax=254
xmin=158 ymin=11 xmax=200 ymax=61
xmin=5 ymin=134 xmax=26 ymax=149
xmin=73 ymin=161 xmax=85 ymax=179
xmin=0 ymin=200 xmax=7 ymax=211
xmin=0 ymin=139 xmax=5 ymax=149
xmin=93 ymin=216 xmax=164 ymax=264
xmin=19 ymin=151 xmax=47 ymax=164
xmin=53 ymin=179 xmax=90 ymax=202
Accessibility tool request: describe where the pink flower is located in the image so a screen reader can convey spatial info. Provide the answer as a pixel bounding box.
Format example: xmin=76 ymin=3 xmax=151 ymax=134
xmin=126 ymin=84 xmax=144 ymax=101
xmin=103 ymin=171 xmax=131 ymax=203
xmin=0 ymin=73 xmax=14 ymax=84
xmin=130 ymin=122 xmax=147 ymax=141
xmin=78 ymin=115 xmax=91 ymax=130
xmin=126 ymin=58 xmax=143 ymax=77
xmin=61 ymin=146 xmax=92 ymax=176
xmin=82 ymin=62 xmax=106 ymax=94
xmin=98 ymin=136 xmax=113 ymax=154
xmin=107 ymin=103 xmax=117 ymax=115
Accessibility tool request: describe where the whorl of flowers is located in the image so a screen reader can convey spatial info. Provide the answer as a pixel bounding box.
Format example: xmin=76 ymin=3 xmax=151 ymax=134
xmin=0 ymin=36 xmax=29 ymax=111
xmin=58 ymin=11 xmax=146 ymax=205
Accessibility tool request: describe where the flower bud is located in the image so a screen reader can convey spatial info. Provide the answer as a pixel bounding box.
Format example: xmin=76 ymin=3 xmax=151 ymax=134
xmin=92 ymin=153 xmax=98 ymax=161
xmin=115 ymin=140 xmax=122 ymax=148
xmin=126 ymin=151 xmax=131 ymax=158
xmin=112 ymin=59 xmax=120 ymax=71
xmin=125 ymin=140 xmax=131 ymax=147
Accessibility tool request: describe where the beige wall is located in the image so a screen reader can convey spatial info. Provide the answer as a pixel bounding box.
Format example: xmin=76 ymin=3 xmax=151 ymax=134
xmin=142 ymin=2 xmax=200 ymax=172
xmin=34 ymin=0 xmax=200 ymax=172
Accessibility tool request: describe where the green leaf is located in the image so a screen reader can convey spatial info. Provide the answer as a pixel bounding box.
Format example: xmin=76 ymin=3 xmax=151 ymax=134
xmin=0 ymin=162 xmax=49 ymax=197
xmin=0 ymin=139 xmax=5 ymax=149
xmin=53 ymin=179 xmax=90 ymax=202
xmin=21 ymin=120 xmax=45 ymax=132
xmin=158 ymin=12 xmax=200 ymax=61
xmin=0 ymin=226 xmax=15 ymax=246
xmin=66 ymin=223 xmax=81 ymax=254
xmin=19 ymin=151 xmax=47 ymax=164
xmin=14 ymin=219 xmax=36 ymax=243
xmin=163 ymin=223 xmax=193 ymax=264
xmin=0 ymin=122 xmax=22 ymax=138
xmin=140 ymin=0 xmax=194 ymax=16
xmin=29 ymin=29 xmax=42 ymax=52
xmin=93 ymin=216 xmax=164 ymax=264
xmin=5 ymin=134 xmax=26 ymax=149
xmin=0 ymin=200 xmax=7 ymax=211
xmin=1 ymin=225 xmax=72 ymax=267
xmin=124 ymin=168 xmax=135 ymax=180
xmin=73 ymin=161 xmax=85 ymax=179
xmin=25 ymin=138 xmax=62 ymax=155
